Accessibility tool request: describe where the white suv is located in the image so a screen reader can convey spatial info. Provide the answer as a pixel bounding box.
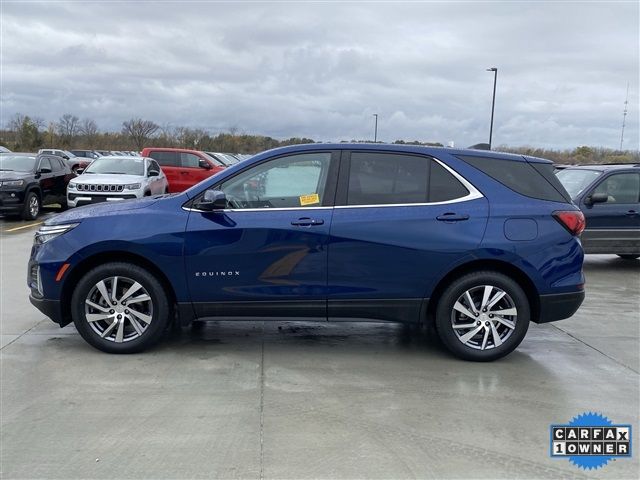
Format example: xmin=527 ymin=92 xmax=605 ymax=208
xmin=67 ymin=156 xmax=169 ymax=208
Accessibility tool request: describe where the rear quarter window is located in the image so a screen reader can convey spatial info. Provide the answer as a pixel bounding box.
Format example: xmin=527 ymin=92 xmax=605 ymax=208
xmin=457 ymin=155 xmax=570 ymax=202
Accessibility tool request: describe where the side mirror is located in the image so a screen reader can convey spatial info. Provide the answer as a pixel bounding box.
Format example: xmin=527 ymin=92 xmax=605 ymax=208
xmin=75 ymin=169 xmax=84 ymax=175
xmin=195 ymin=189 xmax=227 ymax=211
xmin=199 ymin=159 xmax=212 ymax=170
xmin=585 ymin=192 xmax=608 ymax=205
xmin=39 ymin=167 xmax=52 ymax=174
xmin=148 ymin=170 xmax=159 ymax=177
xmin=62 ymin=155 xmax=70 ymax=160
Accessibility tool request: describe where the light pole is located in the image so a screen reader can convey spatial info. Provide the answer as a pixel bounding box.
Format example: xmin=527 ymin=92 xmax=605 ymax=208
xmin=486 ymin=67 xmax=498 ymax=150
xmin=373 ymin=113 xmax=378 ymax=143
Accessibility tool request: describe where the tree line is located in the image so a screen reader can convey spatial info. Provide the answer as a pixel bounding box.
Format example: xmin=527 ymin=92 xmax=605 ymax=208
xmin=1 ymin=112 xmax=637 ymax=164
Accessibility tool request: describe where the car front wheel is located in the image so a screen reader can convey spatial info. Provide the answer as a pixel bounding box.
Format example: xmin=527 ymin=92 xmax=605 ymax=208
xmin=71 ymin=262 xmax=170 ymax=353
xmin=435 ymin=271 xmax=530 ymax=361
xmin=22 ymin=192 xmax=40 ymax=220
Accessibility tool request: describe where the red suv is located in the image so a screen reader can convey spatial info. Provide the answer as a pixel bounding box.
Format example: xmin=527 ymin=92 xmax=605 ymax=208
xmin=140 ymin=148 xmax=226 ymax=192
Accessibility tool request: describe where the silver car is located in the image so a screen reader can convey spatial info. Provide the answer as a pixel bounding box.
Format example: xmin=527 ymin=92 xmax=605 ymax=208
xmin=67 ymin=156 xmax=168 ymax=208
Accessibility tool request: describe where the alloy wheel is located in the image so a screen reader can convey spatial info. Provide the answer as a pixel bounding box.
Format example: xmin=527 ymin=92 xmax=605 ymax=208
xmin=29 ymin=196 xmax=39 ymax=218
xmin=84 ymin=276 xmax=153 ymax=343
xmin=450 ymin=285 xmax=517 ymax=350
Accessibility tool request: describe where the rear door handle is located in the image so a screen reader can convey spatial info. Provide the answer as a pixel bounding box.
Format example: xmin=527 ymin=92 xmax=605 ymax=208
xmin=180 ymin=171 xmax=189 ymax=175
xmin=625 ymin=210 xmax=638 ymax=217
xmin=291 ymin=217 xmax=324 ymax=226
xmin=436 ymin=213 xmax=470 ymax=222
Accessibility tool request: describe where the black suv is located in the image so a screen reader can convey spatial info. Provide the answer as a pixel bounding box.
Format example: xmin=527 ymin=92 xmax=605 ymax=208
xmin=556 ymin=163 xmax=640 ymax=259
xmin=0 ymin=153 xmax=74 ymax=220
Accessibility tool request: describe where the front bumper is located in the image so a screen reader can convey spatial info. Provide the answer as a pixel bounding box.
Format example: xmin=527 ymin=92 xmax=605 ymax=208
xmin=0 ymin=190 xmax=26 ymax=214
xmin=29 ymin=293 xmax=69 ymax=326
xmin=67 ymin=192 xmax=139 ymax=207
xmin=536 ymin=290 xmax=585 ymax=323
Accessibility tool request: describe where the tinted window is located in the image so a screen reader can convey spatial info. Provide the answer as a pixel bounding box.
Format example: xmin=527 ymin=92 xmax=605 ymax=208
xmin=347 ymin=153 xmax=429 ymax=205
xmin=457 ymin=155 xmax=567 ymax=203
xmin=429 ymin=161 xmax=469 ymax=201
xmin=148 ymin=160 xmax=160 ymax=173
xmin=592 ymin=173 xmax=640 ymax=204
xmin=39 ymin=158 xmax=52 ymax=171
xmin=149 ymin=151 xmax=179 ymax=166
xmin=49 ymin=157 xmax=63 ymax=171
xmin=219 ymin=153 xmax=331 ymax=209
xmin=181 ymin=153 xmax=201 ymax=168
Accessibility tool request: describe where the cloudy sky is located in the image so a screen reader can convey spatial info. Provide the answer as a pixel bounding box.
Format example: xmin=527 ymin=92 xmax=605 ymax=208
xmin=2 ymin=1 xmax=638 ymax=149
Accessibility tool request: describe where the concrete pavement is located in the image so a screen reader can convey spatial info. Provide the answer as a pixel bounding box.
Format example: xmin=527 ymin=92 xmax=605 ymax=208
xmin=1 ymin=219 xmax=638 ymax=479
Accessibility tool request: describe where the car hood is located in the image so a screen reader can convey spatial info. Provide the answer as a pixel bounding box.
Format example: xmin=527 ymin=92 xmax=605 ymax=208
xmin=45 ymin=196 xmax=159 ymax=225
xmin=71 ymin=173 xmax=144 ymax=184
xmin=0 ymin=171 xmax=33 ymax=181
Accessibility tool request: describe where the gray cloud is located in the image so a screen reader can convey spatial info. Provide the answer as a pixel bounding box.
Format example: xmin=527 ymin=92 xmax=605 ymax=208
xmin=2 ymin=1 xmax=638 ymax=149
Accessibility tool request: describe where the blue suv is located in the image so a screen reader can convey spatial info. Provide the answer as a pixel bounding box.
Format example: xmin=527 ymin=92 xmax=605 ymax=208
xmin=28 ymin=144 xmax=585 ymax=361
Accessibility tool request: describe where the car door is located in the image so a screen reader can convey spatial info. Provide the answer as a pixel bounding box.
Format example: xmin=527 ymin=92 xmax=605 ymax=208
xmin=36 ymin=157 xmax=57 ymax=204
xmin=148 ymin=151 xmax=181 ymax=192
xmin=146 ymin=160 xmax=164 ymax=194
xmin=580 ymin=171 xmax=640 ymax=254
xmin=49 ymin=156 xmax=68 ymax=201
xmin=327 ymin=151 xmax=489 ymax=323
xmin=180 ymin=152 xmax=217 ymax=189
xmin=184 ymin=151 xmax=338 ymax=320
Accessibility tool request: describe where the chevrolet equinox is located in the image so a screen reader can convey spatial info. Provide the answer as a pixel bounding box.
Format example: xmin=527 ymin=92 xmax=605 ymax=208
xmin=28 ymin=144 xmax=585 ymax=361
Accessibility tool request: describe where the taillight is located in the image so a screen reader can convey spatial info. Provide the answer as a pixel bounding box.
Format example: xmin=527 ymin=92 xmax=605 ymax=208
xmin=553 ymin=210 xmax=586 ymax=236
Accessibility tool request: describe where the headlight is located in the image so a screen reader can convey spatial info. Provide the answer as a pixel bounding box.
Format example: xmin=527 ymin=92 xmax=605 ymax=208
xmin=1 ymin=179 xmax=24 ymax=187
xmin=67 ymin=182 xmax=77 ymax=190
xmin=34 ymin=223 xmax=79 ymax=245
xmin=125 ymin=183 xmax=142 ymax=190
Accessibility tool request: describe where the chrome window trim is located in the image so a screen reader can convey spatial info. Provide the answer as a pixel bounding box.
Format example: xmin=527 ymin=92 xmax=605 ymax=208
xmin=184 ymin=157 xmax=483 ymax=213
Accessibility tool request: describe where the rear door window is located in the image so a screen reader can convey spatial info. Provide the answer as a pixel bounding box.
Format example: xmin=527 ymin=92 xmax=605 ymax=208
xmin=149 ymin=151 xmax=180 ymax=167
xmin=344 ymin=152 xmax=470 ymax=206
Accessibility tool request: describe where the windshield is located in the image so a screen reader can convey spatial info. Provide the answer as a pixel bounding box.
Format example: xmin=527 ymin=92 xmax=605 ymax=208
xmin=0 ymin=155 xmax=37 ymax=172
xmin=202 ymin=152 xmax=226 ymax=167
xmin=556 ymin=169 xmax=603 ymax=198
xmin=84 ymin=157 xmax=145 ymax=176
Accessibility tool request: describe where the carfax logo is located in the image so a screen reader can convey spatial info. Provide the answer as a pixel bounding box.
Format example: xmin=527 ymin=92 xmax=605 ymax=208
xmin=550 ymin=412 xmax=632 ymax=470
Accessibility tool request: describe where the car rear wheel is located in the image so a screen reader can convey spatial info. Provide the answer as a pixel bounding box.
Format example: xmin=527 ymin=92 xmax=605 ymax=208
xmin=617 ymin=254 xmax=639 ymax=260
xmin=21 ymin=192 xmax=40 ymax=220
xmin=71 ymin=262 xmax=170 ymax=353
xmin=435 ymin=271 xmax=530 ymax=361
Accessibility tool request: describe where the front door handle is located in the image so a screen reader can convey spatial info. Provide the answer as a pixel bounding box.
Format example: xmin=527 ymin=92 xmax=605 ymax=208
xmin=625 ymin=210 xmax=638 ymax=217
xmin=436 ymin=213 xmax=470 ymax=222
xmin=291 ymin=217 xmax=325 ymax=226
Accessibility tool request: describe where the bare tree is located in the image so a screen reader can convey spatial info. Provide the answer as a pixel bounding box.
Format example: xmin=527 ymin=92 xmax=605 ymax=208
xmin=79 ymin=118 xmax=99 ymax=146
xmin=7 ymin=113 xmax=26 ymax=132
xmin=122 ymin=118 xmax=159 ymax=150
xmin=56 ymin=114 xmax=80 ymax=146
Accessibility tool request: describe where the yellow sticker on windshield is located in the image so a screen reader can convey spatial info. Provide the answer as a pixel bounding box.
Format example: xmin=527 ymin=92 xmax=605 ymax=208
xmin=299 ymin=193 xmax=320 ymax=206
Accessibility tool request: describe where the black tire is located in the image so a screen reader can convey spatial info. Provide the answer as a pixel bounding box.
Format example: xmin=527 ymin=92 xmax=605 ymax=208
xmin=71 ymin=262 xmax=170 ymax=353
xmin=21 ymin=191 xmax=40 ymax=220
xmin=617 ymin=254 xmax=639 ymax=260
xmin=59 ymin=198 xmax=68 ymax=211
xmin=435 ymin=271 xmax=530 ymax=361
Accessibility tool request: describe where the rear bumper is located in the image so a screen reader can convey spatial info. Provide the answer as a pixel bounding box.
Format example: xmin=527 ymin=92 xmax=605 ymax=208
xmin=29 ymin=293 xmax=69 ymax=326
xmin=535 ymin=290 xmax=585 ymax=323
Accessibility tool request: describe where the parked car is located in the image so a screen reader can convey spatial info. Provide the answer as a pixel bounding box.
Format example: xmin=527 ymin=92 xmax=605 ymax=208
xmin=207 ymin=152 xmax=240 ymax=166
xmin=556 ymin=163 xmax=639 ymax=259
xmin=66 ymin=156 xmax=168 ymax=208
xmin=70 ymin=149 xmax=101 ymax=160
xmin=38 ymin=149 xmax=90 ymax=173
xmin=0 ymin=146 xmax=11 ymax=153
xmin=1 ymin=153 xmax=74 ymax=219
xmin=28 ymin=144 xmax=585 ymax=360
xmin=140 ymin=147 xmax=225 ymax=192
